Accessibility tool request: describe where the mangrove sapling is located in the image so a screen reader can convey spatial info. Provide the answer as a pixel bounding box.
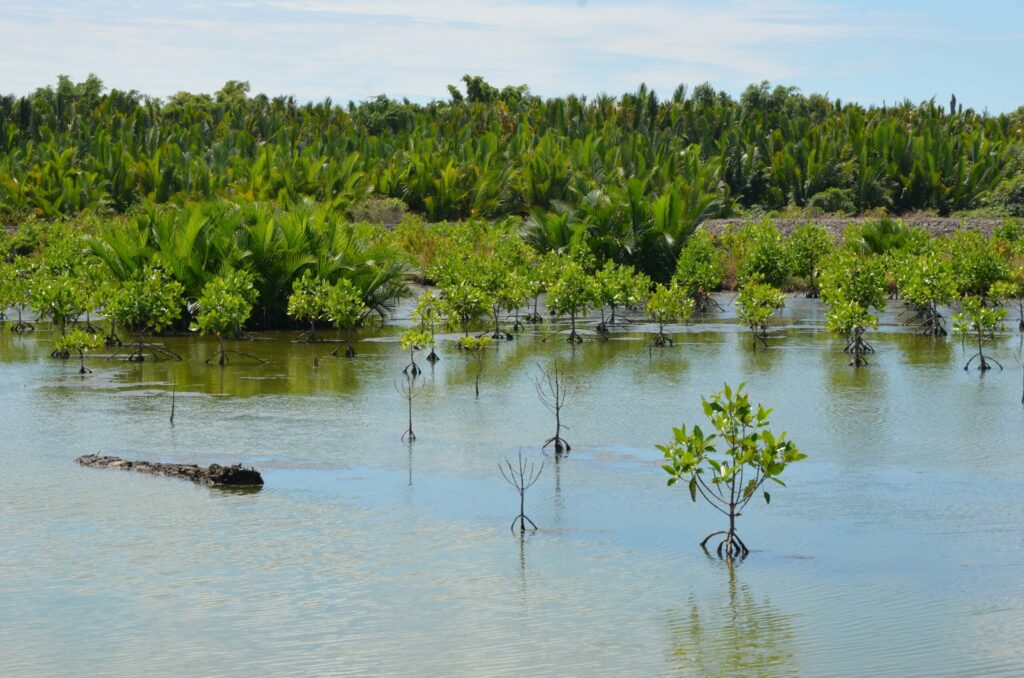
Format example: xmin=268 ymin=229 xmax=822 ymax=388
xmin=33 ymin=271 xmax=88 ymax=356
xmin=486 ymin=285 xmax=516 ymax=341
xmin=786 ymin=222 xmax=832 ymax=298
xmin=534 ymin=362 xmax=578 ymax=455
xmin=646 ymin=284 xmax=694 ymax=348
xmin=545 ymin=259 xmax=600 ymax=344
xmin=105 ymin=267 xmax=184 ymax=362
xmin=595 ymin=262 xmax=622 ymax=335
xmin=950 ymin=230 xmax=1011 ymax=299
xmin=396 ymin=373 xmax=424 ymax=442
xmin=459 ymin=335 xmax=491 ymax=398
xmin=991 ymin=275 xmax=1024 ymax=333
xmin=594 ymin=262 xmax=649 ymax=335
xmin=0 ymin=259 xmax=35 ymax=333
xmin=325 ymin=278 xmax=368 ymax=358
xmin=660 ymin=383 xmax=806 ymax=560
xmin=412 ymin=291 xmax=445 ymax=363
xmin=442 ymin=279 xmax=489 ymax=340
xmin=53 ymin=329 xmax=102 ymax=375
xmin=826 ymin=299 xmax=878 ymax=367
xmin=192 ymin=271 xmax=265 ymax=367
xmin=287 ymin=271 xmax=331 ymax=343
xmin=400 ymin=328 xmax=430 ymax=378
xmin=479 ymin=257 xmax=521 ymax=341
xmin=735 ymin=280 xmax=785 ymax=349
xmin=523 ymin=256 xmax=553 ymax=324
xmin=92 ymin=280 xmax=123 ymax=346
xmin=954 ymin=296 xmax=1006 ymax=371
xmin=736 ymin=222 xmax=793 ymax=289
xmin=820 ymin=252 xmax=886 ymax=367
xmin=504 ymin=272 xmax=531 ymax=335
xmin=898 ymin=250 xmax=956 ymax=337
xmin=674 ymin=229 xmax=725 ymax=313
xmin=500 ymin=450 xmax=545 ymax=535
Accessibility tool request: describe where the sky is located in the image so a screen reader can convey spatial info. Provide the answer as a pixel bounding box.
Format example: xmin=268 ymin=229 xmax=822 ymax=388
xmin=1 ymin=0 xmax=1022 ymax=112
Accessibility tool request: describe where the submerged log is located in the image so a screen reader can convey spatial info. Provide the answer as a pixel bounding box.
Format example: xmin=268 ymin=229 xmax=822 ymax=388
xmin=76 ymin=454 xmax=263 ymax=486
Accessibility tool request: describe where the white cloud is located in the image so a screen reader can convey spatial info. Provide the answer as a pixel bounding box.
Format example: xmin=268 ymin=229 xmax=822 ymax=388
xmin=0 ymin=0 xmax=925 ymax=102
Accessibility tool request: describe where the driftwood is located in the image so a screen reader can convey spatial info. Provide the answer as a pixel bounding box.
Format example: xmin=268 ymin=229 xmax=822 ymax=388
xmin=76 ymin=454 xmax=263 ymax=486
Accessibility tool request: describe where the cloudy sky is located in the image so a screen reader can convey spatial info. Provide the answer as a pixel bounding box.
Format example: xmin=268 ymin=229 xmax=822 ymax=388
xmin=1 ymin=0 xmax=1022 ymax=111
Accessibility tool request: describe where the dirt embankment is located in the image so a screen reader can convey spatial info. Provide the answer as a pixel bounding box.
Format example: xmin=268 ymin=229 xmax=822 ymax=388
xmin=702 ymin=217 xmax=1009 ymax=239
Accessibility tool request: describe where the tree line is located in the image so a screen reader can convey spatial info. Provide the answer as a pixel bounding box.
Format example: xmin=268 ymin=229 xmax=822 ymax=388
xmin=2 ymin=74 xmax=1023 ymax=256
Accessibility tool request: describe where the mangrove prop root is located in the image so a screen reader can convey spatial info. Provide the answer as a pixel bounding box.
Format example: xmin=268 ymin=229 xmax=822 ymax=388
xmin=76 ymin=454 xmax=263 ymax=486
xmin=11 ymin=321 xmax=35 ymax=333
xmin=543 ymin=436 xmax=571 ymax=455
xmin=964 ymin=352 xmax=1003 ymax=371
xmin=295 ymin=328 xmax=324 ymax=344
xmin=205 ymin=349 xmax=268 ymax=366
xmin=695 ymin=292 xmax=724 ymax=313
xmin=510 ymin=514 xmax=539 ymax=535
xmin=700 ymin=529 xmax=750 ymax=560
xmin=110 ymin=342 xmax=183 ymax=363
xmin=500 ymin=451 xmax=544 ymax=536
xmin=902 ymin=303 xmax=948 ymax=336
xmin=426 ymin=349 xmax=440 ymax=363
xmin=653 ymin=333 xmax=673 ymax=347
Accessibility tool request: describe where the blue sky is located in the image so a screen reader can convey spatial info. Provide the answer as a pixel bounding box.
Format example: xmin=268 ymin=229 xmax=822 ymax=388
xmin=1 ymin=0 xmax=1022 ymax=111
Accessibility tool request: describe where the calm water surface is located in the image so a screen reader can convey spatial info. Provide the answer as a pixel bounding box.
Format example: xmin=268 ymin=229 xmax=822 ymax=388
xmin=1 ymin=297 xmax=1023 ymax=677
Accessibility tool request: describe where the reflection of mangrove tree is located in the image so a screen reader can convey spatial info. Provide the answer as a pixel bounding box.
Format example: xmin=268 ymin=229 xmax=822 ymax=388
xmin=665 ymin=563 xmax=797 ymax=675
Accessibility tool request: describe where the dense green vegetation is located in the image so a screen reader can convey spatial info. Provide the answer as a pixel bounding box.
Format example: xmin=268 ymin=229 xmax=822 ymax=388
xmin=3 ymin=211 xmax=1023 ymax=378
xmin=2 ymin=75 xmax=1023 ymax=279
xmin=1 ymin=78 xmax=1023 ymax=367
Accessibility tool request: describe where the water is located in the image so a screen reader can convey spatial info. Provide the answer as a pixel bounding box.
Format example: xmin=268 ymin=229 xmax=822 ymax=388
xmin=1 ymin=297 xmax=1023 ymax=677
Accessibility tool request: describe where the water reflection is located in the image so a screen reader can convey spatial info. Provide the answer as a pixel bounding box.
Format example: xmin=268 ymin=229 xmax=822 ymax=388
xmin=209 ymin=485 xmax=264 ymax=497
xmin=665 ymin=561 xmax=797 ymax=677
xmin=3 ymin=297 xmax=1024 ymax=675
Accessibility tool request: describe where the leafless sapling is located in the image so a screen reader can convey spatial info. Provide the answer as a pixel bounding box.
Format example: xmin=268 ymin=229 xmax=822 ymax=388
xmin=500 ymin=450 xmax=544 ymax=535
xmin=396 ymin=373 xmax=424 ymax=442
xmin=534 ymin=362 xmax=577 ymax=455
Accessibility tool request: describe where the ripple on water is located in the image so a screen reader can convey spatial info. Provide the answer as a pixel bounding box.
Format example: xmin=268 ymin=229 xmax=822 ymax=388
xmin=1 ymin=302 xmax=1023 ymax=676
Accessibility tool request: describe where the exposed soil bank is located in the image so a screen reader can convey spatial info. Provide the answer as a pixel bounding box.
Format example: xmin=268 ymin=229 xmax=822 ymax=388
xmin=703 ymin=216 xmax=1008 ymax=238
xmin=76 ymin=454 xmax=263 ymax=486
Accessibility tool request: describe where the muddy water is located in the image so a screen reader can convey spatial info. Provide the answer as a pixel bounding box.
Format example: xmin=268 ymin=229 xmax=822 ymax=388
xmin=1 ymin=297 xmax=1022 ymax=676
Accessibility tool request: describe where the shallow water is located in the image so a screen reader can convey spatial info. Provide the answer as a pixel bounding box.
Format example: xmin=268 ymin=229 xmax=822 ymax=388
xmin=2 ymin=297 xmax=1023 ymax=677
